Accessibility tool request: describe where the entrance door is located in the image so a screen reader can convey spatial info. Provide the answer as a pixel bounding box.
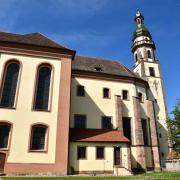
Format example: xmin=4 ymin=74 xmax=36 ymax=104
xmin=114 ymin=147 xmax=120 ymax=165
xmin=0 ymin=153 xmax=6 ymax=173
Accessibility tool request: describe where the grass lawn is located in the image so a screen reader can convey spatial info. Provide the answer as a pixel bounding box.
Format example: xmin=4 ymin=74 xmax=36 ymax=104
xmin=1 ymin=172 xmax=180 ymax=180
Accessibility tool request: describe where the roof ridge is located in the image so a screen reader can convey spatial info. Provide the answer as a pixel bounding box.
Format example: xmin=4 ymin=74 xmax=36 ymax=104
xmin=77 ymin=55 xmax=122 ymax=64
xmin=0 ymin=31 xmax=24 ymax=36
xmin=30 ymin=32 xmax=75 ymax=51
xmin=77 ymin=55 xmax=136 ymax=75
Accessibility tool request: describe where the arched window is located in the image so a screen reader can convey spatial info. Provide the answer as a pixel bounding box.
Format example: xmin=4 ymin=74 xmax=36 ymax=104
xmin=0 ymin=62 xmax=20 ymax=108
xmin=138 ymin=92 xmax=143 ymax=103
xmin=34 ymin=65 xmax=52 ymax=111
xmin=0 ymin=123 xmax=11 ymax=149
xmin=147 ymin=50 xmax=151 ymax=58
xmin=30 ymin=124 xmax=48 ymax=151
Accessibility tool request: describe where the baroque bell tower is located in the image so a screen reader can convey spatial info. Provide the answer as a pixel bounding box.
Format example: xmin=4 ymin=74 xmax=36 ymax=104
xmin=132 ymin=10 xmax=169 ymax=166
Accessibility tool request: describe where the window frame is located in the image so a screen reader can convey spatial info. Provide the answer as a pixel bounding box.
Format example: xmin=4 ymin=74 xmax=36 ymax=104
xmin=77 ymin=146 xmax=87 ymax=160
xmin=147 ymin=50 xmax=151 ymax=59
xmin=122 ymin=90 xmax=129 ymax=100
xmin=0 ymin=60 xmax=21 ymax=109
xmin=33 ymin=63 xmax=53 ymax=112
xmin=96 ymin=146 xmax=105 ymax=160
xmin=103 ymin=88 xmax=110 ymax=99
xmin=149 ymin=67 xmax=155 ymax=77
xmin=77 ymin=85 xmax=85 ymax=97
xmin=101 ymin=116 xmax=113 ymax=129
xmin=74 ymin=114 xmax=87 ymax=128
xmin=29 ymin=124 xmax=49 ymax=152
xmin=0 ymin=122 xmax=12 ymax=151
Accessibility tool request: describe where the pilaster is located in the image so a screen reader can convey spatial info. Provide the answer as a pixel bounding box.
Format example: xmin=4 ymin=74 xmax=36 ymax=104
xmin=146 ymin=100 xmax=161 ymax=170
xmin=133 ymin=96 xmax=146 ymax=170
xmin=115 ymin=95 xmax=123 ymax=132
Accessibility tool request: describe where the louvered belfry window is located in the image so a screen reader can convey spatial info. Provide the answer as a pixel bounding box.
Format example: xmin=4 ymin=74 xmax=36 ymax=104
xmin=0 ymin=62 xmax=20 ymax=108
xmin=34 ymin=66 xmax=51 ymax=111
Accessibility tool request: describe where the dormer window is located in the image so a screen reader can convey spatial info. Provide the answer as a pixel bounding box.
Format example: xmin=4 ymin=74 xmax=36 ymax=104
xmin=94 ymin=67 xmax=102 ymax=72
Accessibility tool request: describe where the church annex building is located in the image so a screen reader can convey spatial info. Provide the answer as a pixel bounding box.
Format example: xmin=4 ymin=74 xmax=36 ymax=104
xmin=0 ymin=11 xmax=169 ymax=175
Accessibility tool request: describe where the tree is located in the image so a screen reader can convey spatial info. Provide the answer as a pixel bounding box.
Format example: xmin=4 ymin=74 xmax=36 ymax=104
xmin=166 ymin=100 xmax=180 ymax=158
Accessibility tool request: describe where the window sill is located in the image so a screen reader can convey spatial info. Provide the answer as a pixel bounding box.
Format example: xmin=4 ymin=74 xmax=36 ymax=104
xmin=29 ymin=150 xmax=47 ymax=153
xmin=103 ymin=97 xmax=111 ymax=99
xmin=122 ymin=99 xmax=130 ymax=101
xmin=0 ymin=148 xmax=8 ymax=151
xmin=77 ymin=158 xmax=87 ymax=160
xmin=77 ymin=95 xmax=85 ymax=97
xmin=96 ymin=158 xmax=105 ymax=160
xmin=32 ymin=109 xmax=51 ymax=113
xmin=0 ymin=106 xmax=16 ymax=110
xmin=114 ymin=165 xmax=123 ymax=168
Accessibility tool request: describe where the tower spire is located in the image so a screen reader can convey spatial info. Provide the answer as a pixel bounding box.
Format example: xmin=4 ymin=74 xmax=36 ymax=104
xmin=135 ymin=9 xmax=144 ymax=27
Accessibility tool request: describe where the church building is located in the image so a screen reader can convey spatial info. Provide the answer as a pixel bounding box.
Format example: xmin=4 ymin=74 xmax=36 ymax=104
xmin=0 ymin=11 xmax=169 ymax=175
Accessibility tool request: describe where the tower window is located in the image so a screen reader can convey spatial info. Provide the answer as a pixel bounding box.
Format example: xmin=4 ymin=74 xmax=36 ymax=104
xmin=0 ymin=61 xmax=20 ymax=108
xmin=102 ymin=116 xmax=112 ymax=129
xmin=149 ymin=67 xmax=155 ymax=77
xmin=135 ymin=54 xmax=138 ymax=62
xmin=147 ymin=50 xmax=151 ymax=58
xmin=122 ymin=90 xmax=129 ymax=100
xmin=77 ymin=85 xmax=85 ymax=96
xmin=103 ymin=88 xmax=110 ymax=98
xmin=74 ymin=114 xmax=86 ymax=128
xmin=138 ymin=92 xmax=143 ymax=103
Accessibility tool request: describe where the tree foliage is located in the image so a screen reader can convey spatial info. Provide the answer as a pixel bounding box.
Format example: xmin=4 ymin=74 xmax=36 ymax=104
xmin=166 ymin=100 xmax=180 ymax=158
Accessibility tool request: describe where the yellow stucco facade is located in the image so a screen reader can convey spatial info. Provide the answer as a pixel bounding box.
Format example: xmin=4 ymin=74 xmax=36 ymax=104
xmin=0 ymin=53 xmax=61 ymax=163
xmin=69 ymin=142 xmax=130 ymax=174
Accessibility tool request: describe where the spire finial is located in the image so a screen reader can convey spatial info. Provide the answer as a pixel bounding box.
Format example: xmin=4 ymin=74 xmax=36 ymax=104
xmin=136 ymin=9 xmax=141 ymax=16
xmin=134 ymin=9 xmax=144 ymax=25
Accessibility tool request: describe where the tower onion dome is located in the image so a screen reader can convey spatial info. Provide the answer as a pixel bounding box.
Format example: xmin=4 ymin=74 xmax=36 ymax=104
xmin=133 ymin=10 xmax=152 ymax=40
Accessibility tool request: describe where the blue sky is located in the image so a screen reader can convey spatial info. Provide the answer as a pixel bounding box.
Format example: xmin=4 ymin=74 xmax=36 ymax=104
xmin=0 ymin=0 xmax=179 ymax=113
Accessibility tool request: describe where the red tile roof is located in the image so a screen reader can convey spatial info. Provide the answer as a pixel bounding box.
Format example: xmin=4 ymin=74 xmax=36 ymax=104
xmin=69 ymin=128 xmax=130 ymax=143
